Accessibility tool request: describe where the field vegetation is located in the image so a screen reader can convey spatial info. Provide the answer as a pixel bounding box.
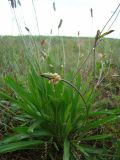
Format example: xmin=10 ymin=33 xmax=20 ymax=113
xmin=0 ymin=34 xmax=120 ymax=160
xmin=0 ymin=1 xmax=120 ymax=160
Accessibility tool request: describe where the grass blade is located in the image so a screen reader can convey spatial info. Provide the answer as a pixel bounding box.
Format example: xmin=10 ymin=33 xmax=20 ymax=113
xmin=0 ymin=140 xmax=43 ymax=153
xmin=63 ymin=139 xmax=70 ymax=160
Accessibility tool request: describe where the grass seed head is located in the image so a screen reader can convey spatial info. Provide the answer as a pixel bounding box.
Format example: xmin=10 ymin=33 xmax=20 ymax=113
xmin=90 ymin=8 xmax=93 ymax=18
xmin=58 ymin=19 xmax=63 ymax=29
xmin=78 ymin=31 xmax=80 ymax=36
xmin=9 ymin=0 xmax=21 ymax=8
xmin=25 ymin=26 xmax=30 ymax=32
xmin=50 ymin=29 xmax=52 ymax=34
xmin=53 ymin=2 xmax=56 ymax=11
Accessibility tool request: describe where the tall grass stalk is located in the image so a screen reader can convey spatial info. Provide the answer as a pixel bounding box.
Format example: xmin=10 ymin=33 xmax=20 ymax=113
xmin=88 ymin=8 xmax=94 ymax=53
xmin=9 ymin=3 xmax=28 ymax=52
xmin=100 ymin=3 xmax=120 ymax=34
xmin=18 ymin=4 xmax=43 ymax=59
xmin=93 ymin=30 xmax=100 ymax=81
xmin=86 ymin=8 xmax=94 ymax=71
xmin=47 ymin=30 xmax=52 ymax=57
xmin=8 ymin=1 xmax=37 ymax=72
xmin=31 ymin=0 xmax=40 ymax=35
xmin=61 ymin=37 xmax=66 ymax=76
xmin=58 ymin=19 xmax=63 ymax=65
xmin=72 ymin=4 xmax=119 ymax=82
xmin=76 ymin=32 xmax=81 ymax=69
xmin=52 ymin=2 xmax=65 ymax=68
xmin=107 ymin=8 xmax=120 ymax=31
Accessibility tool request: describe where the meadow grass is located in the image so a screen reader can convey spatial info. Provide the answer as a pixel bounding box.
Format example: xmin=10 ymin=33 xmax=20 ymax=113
xmin=0 ymin=34 xmax=120 ymax=160
xmin=0 ymin=1 xmax=120 ymax=159
xmin=0 ymin=36 xmax=120 ymax=76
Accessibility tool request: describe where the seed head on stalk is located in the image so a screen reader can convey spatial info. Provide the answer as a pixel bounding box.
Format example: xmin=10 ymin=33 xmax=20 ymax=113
xmin=58 ymin=19 xmax=63 ymax=29
xmin=8 ymin=0 xmax=21 ymax=8
xmin=41 ymin=73 xmax=88 ymax=110
xmin=53 ymin=2 xmax=56 ymax=12
xmin=41 ymin=73 xmax=61 ymax=84
xmin=90 ymin=8 xmax=93 ymax=18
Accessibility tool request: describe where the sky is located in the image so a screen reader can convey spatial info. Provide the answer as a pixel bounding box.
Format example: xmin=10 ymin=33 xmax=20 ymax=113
xmin=0 ymin=0 xmax=120 ymax=38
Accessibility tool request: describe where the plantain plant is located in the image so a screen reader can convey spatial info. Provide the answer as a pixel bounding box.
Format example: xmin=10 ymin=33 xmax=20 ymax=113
xmin=0 ymin=68 xmax=120 ymax=160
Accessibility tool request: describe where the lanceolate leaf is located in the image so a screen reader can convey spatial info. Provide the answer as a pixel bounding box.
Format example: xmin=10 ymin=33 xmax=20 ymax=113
xmin=81 ymin=134 xmax=112 ymax=141
xmin=80 ymin=115 xmax=120 ymax=133
xmin=63 ymin=139 xmax=70 ymax=160
xmin=0 ymin=67 xmax=118 ymax=158
xmin=1 ymin=134 xmax=29 ymax=144
xmin=73 ymin=143 xmax=89 ymax=157
xmin=73 ymin=143 xmax=104 ymax=156
xmin=0 ymin=140 xmax=43 ymax=153
xmin=78 ymin=145 xmax=104 ymax=154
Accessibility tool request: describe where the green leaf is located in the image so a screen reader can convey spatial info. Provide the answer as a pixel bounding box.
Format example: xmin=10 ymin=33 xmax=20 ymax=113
xmin=114 ymin=140 xmax=120 ymax=156
xmin=31 ymin=130 xmax=52 ymax=137
xmin=79 ymin=145 xmax=104 ymax=154
xmin=53 ymin=142 xmax=59 ymax=151
xmin=81 ymin=115 xmax=120 ymax=132
xmin=28 ymin=121 xmax=41 ymax=133
xmin=81 ymin=134 xmax=112 ymax=141
xmin=13 ymin=126 xmax=29 ymax=134
xmin=1 ymin=134 xmax=29 ymax=144
xmin=63 ymin=139 xmax=70 ymax=160
xmin=89 ymin=110 xmax=115 ymax=116
xmin=73 ymin=143 xmax=104 ymax=156
xmin=0 ymin=92 xmax=15 ymax=102
xmin=0 ymin=140 xmax=43 ymax=153
xmin=73 ymin=143 xmax=89 ymax=157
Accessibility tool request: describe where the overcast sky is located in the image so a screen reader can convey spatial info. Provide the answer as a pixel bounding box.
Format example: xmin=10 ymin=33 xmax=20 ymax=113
xmin=0 ymin=0 xmax=120 ymax=38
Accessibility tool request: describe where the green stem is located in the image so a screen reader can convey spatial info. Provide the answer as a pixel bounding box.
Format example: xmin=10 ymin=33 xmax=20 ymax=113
xmin=93 ymin=48 xmax=96 ymax=80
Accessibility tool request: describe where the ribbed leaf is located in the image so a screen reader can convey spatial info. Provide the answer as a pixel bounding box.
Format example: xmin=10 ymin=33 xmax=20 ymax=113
xmin=78 ymin=145 xmax=104 ymax=154
xmin=81 ymin=134 xmax=112 ymax=141
xmin=0 ymin=134 xmax=29 ymax=144
xmin=81 ymin=115 xmax=120 ymax=132
xmin=73 ymin=144 xmax=89 ymax=157
xmin=0 ymin=140 xmax=43 ymax=153
xmin=73 ymin=143 xmax=104 ymax=156
xmin=63 ymin=139 xmax=70 ymax=160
